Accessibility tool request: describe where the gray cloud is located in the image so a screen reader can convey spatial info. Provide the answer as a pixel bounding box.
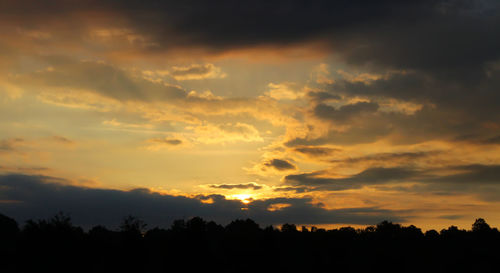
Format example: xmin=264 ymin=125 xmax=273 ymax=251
xmin=313 ymin=101 xmax=379 ymax=123
xmin=3 ymin=1 xmax=499 ymax=72
xmin=293 ymin=146 xmax=341 ymax=157
xmin=307 ymin=91 xmax=341 ymax=103
xmin=273 ymin=186 xmax=310 ymax=194
xmin=285 ymin=118 xmax=393 ymax=146
xmin=304 ymin=67 xmax=500 ymax=146
xmin=149 ymin=138 xmax=183 ymax=146
xmin=2 ymin=1 xmax=499 ymax=148
xmin=51 ymin=136 xmax=74 ymax=144
xmin=426 ymin=164 xmax=500 ymax=185
xmin=264 ymin=159 xmax=296 ymax=171
xmin=284 ymin=164 xmax=500 ymax=201
xmin=171 ymin=63 xmax=225 ymax=81
xmin=0 ymin=138 xmax=24 ymax=153
xmin=15 ymin=60 xmax=187 ymax=102
xmin=208 ymin=183 xmax=263 ymax=190
xmin=285 ymin=167 xmax=419 ymax=191
xmin=483 ymin=136 xmax=500 ymax=145
xmin=438 ymin=214 xmax=464 ymax=220
xmin=0 ymin=173 xmax=405 ymax=228
xmin=332 ymin=151 xmax=440 ymax=165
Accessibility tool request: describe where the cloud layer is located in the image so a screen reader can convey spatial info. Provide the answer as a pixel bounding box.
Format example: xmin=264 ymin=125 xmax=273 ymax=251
xmin=0 ymin=174 xmax=404 ymax=228
xmin=1 ymin=0 xmax=500 ymax=228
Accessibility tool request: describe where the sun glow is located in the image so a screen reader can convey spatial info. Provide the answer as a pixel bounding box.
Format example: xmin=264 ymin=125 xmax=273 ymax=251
xmin=230 ymin=193 xmax=253 ymax=204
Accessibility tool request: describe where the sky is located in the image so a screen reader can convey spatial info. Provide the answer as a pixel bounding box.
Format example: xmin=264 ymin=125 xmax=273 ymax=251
xmin=1 ymin=0 xmax=500 ymax=230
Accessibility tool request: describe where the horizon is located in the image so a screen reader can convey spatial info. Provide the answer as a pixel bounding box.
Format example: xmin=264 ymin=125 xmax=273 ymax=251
xmin=0 ymin=211 xmax=497 ymax=234
xmin=1 ymin=0 xmax=500 ymax=231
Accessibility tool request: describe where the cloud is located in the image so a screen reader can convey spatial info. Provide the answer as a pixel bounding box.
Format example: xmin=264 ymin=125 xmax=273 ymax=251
xmin=293 ymin=146 xmax=340 ymax=157
xmin=331 ymin=151 xmax=440 ymax=166
xmin=0 ymin=173 xmax=405 ymax=228
xmin=102 ymin=119 xmax=154 ymax=129
xmin=1 ymin=1 xmax=496 ymax=70
xmin=306 ymin=91 xmax=341 ymax=103
xmin=207 ymin=183 xmax=263 ymax=190
xmin=266 ymin=82 xmax=303 ymax=100
xmin=2 ymin=1 xmax=500 ymax=80
xmin=285 ymin=167 xmax=419 ymax=191
xmin=283 ymin=164 xmax=500 ymax=202
xmin=273 ymin=186 xmax=310 ymax=194
xmin=313 ymin=101 xmax=380 ymax=123
xmin=483 ymin=136 xmax=500 ymax=145
xmin=426 ymin=164 xmax=500 ymax=185
xmin=0 ymin=138 xmax=24 ymax=153
xmin=264 ymin=159 xmax=296 ymax=171
xmin=189 ymin=122 xmax=263 ymax=144
xmin=14 ymin=60 xmax=187 ymax=102
xmin=438 ymin=214 xmax=464 ymax=220
xmin=171 ymin=64 xmax=226 ymax=81
xmin=146 ymin=137 xmax=185 ymax=150
xmin=50 ymin=136 xmax=75 ymax=145
xmin=149 ymin=138 xmax=182 ymax=146
xmin=6 ymin=56 xmax=296 ymax=132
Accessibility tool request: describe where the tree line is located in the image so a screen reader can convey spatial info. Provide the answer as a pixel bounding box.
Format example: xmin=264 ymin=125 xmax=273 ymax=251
xmin=0 ymin=212 xmax=499 ymax=272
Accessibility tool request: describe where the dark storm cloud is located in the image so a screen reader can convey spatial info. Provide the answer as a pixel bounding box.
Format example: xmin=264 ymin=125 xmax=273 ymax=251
xmin=0 ymin=174 xmax=405 ymax=227
xmin=264 ymin=159 xmax=296 ymax=171
xmin=3 ymin=1 xmax=500 ymax=70
xmin=208 ymin=183 xmax=263 ymax=190
xmin=113 ymin=0 xmax=499 ymax=73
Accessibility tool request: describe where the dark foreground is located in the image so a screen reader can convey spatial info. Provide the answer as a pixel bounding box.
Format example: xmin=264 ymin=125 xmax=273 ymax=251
xmin=1 ymin=213 xmax=499 ymax=273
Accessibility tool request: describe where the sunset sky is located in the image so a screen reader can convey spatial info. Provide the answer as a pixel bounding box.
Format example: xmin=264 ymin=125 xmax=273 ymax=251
xmin=1 ymin=0 xmax=500 ymax=230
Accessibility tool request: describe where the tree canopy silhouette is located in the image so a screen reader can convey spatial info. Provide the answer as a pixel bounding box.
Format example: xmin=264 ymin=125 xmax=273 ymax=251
xmin=0 ymin=212 xmax=499 ymax=273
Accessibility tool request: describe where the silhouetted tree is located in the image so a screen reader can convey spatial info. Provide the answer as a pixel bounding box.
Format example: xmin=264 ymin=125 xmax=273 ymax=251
xmin=472 ymin=218 xmax=491 ymax=233
xmin=170 ymin=219 xmax=186 ymax=232
xmin=119 ymin=215 xmax=146 ymax=236
xmin=186 ymin=216 xmax=206 ymax=233
xmin=0 ymin=213 xmax=19 ymax=237
xmin=425 ymin=229 xmax=439 ymax=239
xmin=281 ymin=223 xmax=298 ymax=233
xmin=226 ymin=219 xmax=260 ymax=234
